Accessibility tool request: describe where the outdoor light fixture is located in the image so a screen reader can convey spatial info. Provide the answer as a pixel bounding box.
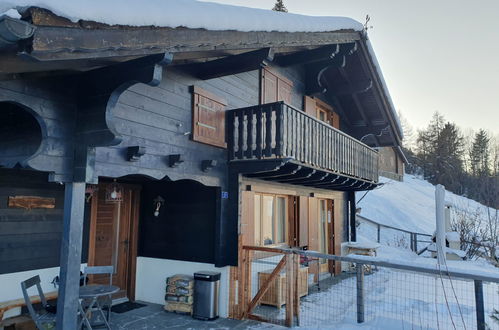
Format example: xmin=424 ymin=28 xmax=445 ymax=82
xmin=201 ymin=159 xmax=217 ymax=172
xmin=105 ymin=179 xmax=123 ymax=203
xmin=168 ymin=154 xmax=184 ymax=167
xmin=153 ymin=196 xmax=165 ymax=217
xmin=127 ymin=146 xmax=146 ymax=162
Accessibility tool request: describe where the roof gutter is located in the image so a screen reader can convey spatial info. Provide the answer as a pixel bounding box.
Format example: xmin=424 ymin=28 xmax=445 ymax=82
xmin=0 ymin=15 xmax=36 ymax=49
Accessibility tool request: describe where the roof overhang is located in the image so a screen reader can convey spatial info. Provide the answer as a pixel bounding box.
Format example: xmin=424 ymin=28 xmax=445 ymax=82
xmin=230 ymin=158 xmax=379 ymax=192
xmin=0 ymin=7 xmax=403 ymax=148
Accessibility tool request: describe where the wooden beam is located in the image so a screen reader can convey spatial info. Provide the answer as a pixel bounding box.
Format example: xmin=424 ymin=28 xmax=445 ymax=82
xmin=185 ymin=48 xmax=274 ymax=80
xmin=56 ymin=182 xmax=86 ymax=329
xmin=242 ymin=255 xmax=286 ymax=319
xmin=29 ymin=25 xmax=361 ymax=62
xmin=305 ymin=42 xmax=357 ymax=95
xmin=274 ymin=44 xmax=339 ymax=67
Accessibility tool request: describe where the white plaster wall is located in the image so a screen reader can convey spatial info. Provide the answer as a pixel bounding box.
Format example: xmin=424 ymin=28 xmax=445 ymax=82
xmin=0 ymin=264 xmax=87 ymax=319
xmin=135 ymin=257 xmax=229 ymax=317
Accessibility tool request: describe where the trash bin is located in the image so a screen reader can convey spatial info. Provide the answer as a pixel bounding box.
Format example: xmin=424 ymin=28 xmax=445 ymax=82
xmin=193 ymin=271 xmax=220 ymax=320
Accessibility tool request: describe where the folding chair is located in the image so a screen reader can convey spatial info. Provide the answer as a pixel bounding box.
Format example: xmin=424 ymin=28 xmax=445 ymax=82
xmin=20 ymin=275 xmax=57 ymax=330
xmin=82 ymin=266 xmax=114 ymax=324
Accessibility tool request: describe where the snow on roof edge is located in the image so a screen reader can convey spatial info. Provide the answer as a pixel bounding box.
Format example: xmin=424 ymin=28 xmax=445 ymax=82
xmin=0 ymin=0 xmax=364 ymax=33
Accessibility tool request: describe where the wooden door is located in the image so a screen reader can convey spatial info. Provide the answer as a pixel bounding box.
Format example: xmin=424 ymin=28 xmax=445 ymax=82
xmin=88 ymin=183 xmax=140 ymax=300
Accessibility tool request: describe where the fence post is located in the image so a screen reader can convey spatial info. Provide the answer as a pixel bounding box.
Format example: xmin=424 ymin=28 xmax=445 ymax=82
xmin=414 ymin=233 xmax=418 ymax=252
xmin=377 ymin=224 xmax=381 ymax=243
xmin=285 ymin=253 xmax=295 ymax=327
xmin=356 ymin=263 xmax=365 ymax=323
xmin=474 ymin=280 xmax=485 ymax=330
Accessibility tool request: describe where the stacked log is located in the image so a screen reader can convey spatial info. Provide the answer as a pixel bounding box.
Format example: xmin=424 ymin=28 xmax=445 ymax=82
xmin=164 ymin=274 xmax=194 ymax=315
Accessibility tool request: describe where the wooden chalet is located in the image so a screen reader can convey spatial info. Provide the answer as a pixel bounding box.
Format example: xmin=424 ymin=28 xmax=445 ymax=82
xmin=0 ymin=4 xmax=403 ymax=327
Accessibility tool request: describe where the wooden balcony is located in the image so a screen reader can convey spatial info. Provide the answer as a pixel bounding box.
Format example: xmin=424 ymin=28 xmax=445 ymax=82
xmin=227 ymin=102 xmax=379 ymax=187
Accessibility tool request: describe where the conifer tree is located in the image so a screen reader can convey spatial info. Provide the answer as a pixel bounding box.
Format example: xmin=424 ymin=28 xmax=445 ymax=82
xmin=272 ymin=0 xmax=288 ymax=12
xmin=469 ymin=129 xmax=490 ymax=176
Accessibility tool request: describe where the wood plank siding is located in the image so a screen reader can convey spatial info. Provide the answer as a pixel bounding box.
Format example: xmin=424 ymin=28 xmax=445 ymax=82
xmin=0 ymin=169 xmax=91 ymax=275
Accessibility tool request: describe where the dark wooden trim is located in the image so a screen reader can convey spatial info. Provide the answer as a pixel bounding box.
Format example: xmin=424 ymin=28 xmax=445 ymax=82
xmin=185 ymin=48 xmax=274 ymax=80
xmin=8 ymin=195 xmax=55 ymax=209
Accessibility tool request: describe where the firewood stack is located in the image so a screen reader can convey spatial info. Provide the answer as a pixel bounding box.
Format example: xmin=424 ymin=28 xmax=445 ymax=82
xmin=164 ymin=274 xmax=194 ymax=314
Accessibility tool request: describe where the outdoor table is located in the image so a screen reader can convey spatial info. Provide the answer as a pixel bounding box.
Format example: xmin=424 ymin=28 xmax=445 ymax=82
xmin=78 ymin=284 xmax=119 ymax=329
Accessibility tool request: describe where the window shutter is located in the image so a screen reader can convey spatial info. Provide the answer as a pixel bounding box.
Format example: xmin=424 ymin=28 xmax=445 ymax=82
xmin=261 ymin=68 xmax=293 ymax=104
xmin=277 ymin=79 xmax=292 ymax=105
xmin=240 ymin=191 xmax=255 ymax=246
xmin=307 ymin=197 xmax=318 ymax=251
xmin=304 ymin=96 xmax=316 ymax=117
xmin=261 ymin=69 xmax=278 ymax=104
xmin=298 ymin=196 xmax=309 ymax=247
xmin=192 ymin=86 xmax=227 ymax=148
xmin=331 ymin=112 xmax=340 ymax=130
xmin=333 ymin=199 xmax=343 ymax=274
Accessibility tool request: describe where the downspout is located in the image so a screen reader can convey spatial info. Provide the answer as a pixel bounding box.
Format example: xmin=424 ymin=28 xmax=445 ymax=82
xmin=0 ymin=15 xmax=36 ymax=49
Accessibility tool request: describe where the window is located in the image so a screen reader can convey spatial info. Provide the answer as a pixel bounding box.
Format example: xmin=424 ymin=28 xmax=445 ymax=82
xmin=191 ymin=86 xmax=227 ymax=148
xmin=254 ymin=193 xmax=288 ymax=246
xmin=318 ymin=199 xmax=329 ymax=263
xmin=303 ymin=96 xmax=340 ymax=129
xmin=261 ymin=68 xmax=293 ymax=105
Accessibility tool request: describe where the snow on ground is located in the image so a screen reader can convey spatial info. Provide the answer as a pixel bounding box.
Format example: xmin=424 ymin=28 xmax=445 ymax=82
xmin=251 ymin=174 xmax=499 ymax=329
xmin=0 ymin=0 xmax=363 ymax=32
xmin=357 ymin=174 xmax=494 ymax=235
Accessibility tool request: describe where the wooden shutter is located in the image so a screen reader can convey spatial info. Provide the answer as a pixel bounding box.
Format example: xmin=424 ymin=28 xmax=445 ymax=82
xmin=333 ymin=199 xmax=343 ymax=274
xmin=307 ymin=197 xmax=318 ymax=251
xmin=304 ymin=96 xmax=316 ymax=117
xmin=331 ymin=112 xmax=340 ymax=130
xmin=240 ymin=191 xmax=255 ymax=246
xmin=192 ymin=86 xmax=227 ymax=148
xmin=298 ymin=196 xmax=308 ymax=247
xmin=278 ymin=79 xmax=292 ymax=105
xmin=261 ymin=68 xmax=293 ymax=104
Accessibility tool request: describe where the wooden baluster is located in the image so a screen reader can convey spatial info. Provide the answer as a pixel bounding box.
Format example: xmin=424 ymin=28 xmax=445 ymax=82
xmin=264 ymin=105 xmax=273 ymax=157
xmin=255 ymin=107 xmax=263 ymax=159
xmin=238 ymin=112 xmax=246 ymax=160
xmin=275 ymin=104 xmax=284 ymax=157
xmin=227 ymin=110 xmax=235 ymax=161
xmin=245 ymin=108 xmax=254 ymax=159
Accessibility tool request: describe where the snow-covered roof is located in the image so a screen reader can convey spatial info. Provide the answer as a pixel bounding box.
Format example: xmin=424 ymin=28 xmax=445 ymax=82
xmin=0 ymin=0 xmax=363 ymax=32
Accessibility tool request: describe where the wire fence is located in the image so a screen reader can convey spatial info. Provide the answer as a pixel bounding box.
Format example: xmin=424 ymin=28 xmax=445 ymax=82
xmin=236 ymin=246 xmax=499 ymax=330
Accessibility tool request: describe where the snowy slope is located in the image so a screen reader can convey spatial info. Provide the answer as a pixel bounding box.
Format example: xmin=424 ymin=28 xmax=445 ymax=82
xmin=356 ymin=174 xmax=493 ymax=235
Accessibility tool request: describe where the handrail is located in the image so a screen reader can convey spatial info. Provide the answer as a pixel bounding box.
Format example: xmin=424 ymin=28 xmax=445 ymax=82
xmin=241 ymin=245 xmax=499 ymax=283
xmin=227 ymin=101 xmax=379 ymax=182
xmin=357 ymin=214 xmax=432 ymax=237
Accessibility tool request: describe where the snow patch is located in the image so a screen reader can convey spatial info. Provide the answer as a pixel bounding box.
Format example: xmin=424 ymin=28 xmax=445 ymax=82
xmin=0 ymin=0 xmax=363 ymax=32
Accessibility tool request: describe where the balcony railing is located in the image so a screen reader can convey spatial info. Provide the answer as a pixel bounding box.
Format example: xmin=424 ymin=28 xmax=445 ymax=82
xmin=227 ymin=102 xmax=379 ymax=183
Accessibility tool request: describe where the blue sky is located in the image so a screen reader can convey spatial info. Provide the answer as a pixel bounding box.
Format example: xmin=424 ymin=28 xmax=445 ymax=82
xmin=204 ymin=0 xmax=499 ymax=133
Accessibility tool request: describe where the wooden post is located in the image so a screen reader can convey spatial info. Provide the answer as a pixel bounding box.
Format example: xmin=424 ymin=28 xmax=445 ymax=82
xmin=410 ymin=233 xmax=415 ymax=252
xmin=56 ymin=182 xmax=86 ymax=329
xmin=356 ymin=263 xmax=365 ymax=323
xmin=435 ymin=184 xmax=446 ymax=264
xmin=376 ymin=224 xmax=381 ymax=243
xmin=285 ymin=253 xmax=294 ymax=327
xmin=474 ymin=280 xmax=485 ymax=330
xmin=413 ymin=233 xmax=418 ymax=253
xmin=293 ymin=253 xmax=300 ymax=326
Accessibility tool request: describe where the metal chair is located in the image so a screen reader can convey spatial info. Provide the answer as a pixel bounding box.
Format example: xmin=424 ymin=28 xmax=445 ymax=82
xmin=82 ymin=266 xmax=114 ymax=324
xmin=20 ymin=275 xmax=57 ymax=330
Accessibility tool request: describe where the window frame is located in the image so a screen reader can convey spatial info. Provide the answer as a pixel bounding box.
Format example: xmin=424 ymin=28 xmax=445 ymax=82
xmin=254 ymin=192 xmax=289 ymax=247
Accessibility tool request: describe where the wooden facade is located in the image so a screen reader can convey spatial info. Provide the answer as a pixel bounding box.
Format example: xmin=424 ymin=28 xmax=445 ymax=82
xmin=0 ymin=7 xmax=404 ymax=325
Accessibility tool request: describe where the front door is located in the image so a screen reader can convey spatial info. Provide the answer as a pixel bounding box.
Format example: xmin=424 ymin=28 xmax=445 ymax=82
xmin=87 ymin=183 xmax=140 ymax=300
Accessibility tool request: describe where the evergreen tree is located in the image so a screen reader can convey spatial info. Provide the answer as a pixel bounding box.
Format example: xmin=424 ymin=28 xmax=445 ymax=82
xmin=272 ymin=0 xmax=288 ymax=12
xmin=469 ymin=129 xmax=490 ymax=176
